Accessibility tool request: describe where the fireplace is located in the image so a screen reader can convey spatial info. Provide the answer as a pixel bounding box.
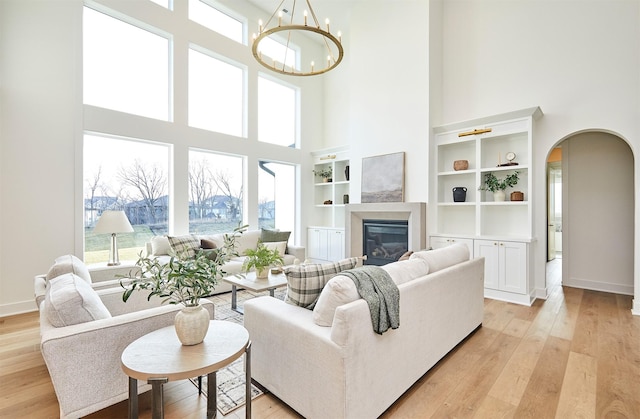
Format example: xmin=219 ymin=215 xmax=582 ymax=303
xmin=363 ymin=219 xmax=409 ymax=266
xmin=345 ymin=202 xmax=427 ymax=259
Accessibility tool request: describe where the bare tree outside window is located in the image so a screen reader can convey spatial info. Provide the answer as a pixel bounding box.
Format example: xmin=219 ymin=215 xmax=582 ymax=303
xmin=188 ymin=150 xmax=244 ymax=234
xmin=118 ymin=159 xmax=167 ymax=225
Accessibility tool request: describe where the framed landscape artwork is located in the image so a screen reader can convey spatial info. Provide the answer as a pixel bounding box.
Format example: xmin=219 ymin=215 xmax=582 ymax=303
xmin=361 ymin=152 xmax=405 ymax=203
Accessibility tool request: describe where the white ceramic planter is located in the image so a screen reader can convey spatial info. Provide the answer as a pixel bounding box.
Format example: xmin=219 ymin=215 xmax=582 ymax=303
xmin=174 ymin=304 xmax=209 ymax=345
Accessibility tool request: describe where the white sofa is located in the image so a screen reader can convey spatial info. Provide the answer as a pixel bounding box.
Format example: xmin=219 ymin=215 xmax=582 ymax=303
xmin=34 ymin=255 xmax=215 ymax=418
xmin=244 ymin=243 xmax=485 ymax=419
xmin=146 ymin=229 xmax=306 ymax=294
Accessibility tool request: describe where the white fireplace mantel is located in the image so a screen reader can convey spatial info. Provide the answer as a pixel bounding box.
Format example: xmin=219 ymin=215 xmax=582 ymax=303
xmin=345 ymin=202 xmax=427 ymax=258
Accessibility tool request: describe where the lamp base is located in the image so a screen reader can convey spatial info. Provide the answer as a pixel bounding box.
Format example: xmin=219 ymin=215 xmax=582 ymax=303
xmin=107 ymin=262 xmax=122 ymax=266
xmin=108 ymin=233 xmax=121 ymax=266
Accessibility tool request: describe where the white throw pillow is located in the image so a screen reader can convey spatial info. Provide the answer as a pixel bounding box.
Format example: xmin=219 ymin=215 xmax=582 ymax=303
xmin=46 ymin=254 xmax=92 ymax=283
xmin=313 ymin=275 xmax=360 ymax=326
xmin=409 ymin=243 xmax=470 ymax=273
xmin=263 ymin=241 xmax=287 ymax=256
xmin=44 ymin=273 xmax=112 ymax=327
xmin=381 ymin=258 xmax=430 ymax=285
xmin=235 ymin=230 xmax=262 ymax=255
xmin=151 ymin=236 xmax=173 ymax=256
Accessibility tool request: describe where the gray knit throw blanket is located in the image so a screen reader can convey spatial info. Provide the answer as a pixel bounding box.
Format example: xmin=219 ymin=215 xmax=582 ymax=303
xmin=340 ymin=266 xmax=400 ymax=334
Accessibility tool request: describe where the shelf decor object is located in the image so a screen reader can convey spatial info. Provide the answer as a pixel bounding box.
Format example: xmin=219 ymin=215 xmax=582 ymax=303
xmin=453 ymin=160 xmax=469 ymax=171
xmin=251 ymin=0 xmax=343 ymax=76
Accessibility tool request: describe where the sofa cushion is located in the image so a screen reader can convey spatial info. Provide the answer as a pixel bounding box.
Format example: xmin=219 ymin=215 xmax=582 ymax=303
xmin=44 ymin=273 xmax=112 ymax=327
xmin=200 ymin=238 xmax=217 ymax=249
xmin=264 ymin=241 xmax=287 ymax=256
xmin=313 ymin=275 xmax=360 ymax=326
xmin=409 ymin=243 xmax=470 ymax=273
xmin=284 ymin=257 xmax=359 ymax=309
xmin=46 ymin=254 xmax=92 ymax=284
xmin=381 ymin=258 xmax=430 ymax=285
xmin=151 ymin=236 xmax=173 ymax=256
xmin=168 ymin=234 xmax=200 ymax=259
xmin=235 ymin=230 xmax=262 ymax=255
xmin=261 ymin=228 xmax=291 ymax=248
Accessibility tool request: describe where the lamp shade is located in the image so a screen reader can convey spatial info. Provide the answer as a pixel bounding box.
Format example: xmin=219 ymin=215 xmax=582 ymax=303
xmin=93 ymin=210 xmax=134 ymax=234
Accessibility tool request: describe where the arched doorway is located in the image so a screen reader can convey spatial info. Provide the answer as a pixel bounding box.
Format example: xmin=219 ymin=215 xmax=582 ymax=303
xmin=545 ymin=131 xmax=634 ymax=296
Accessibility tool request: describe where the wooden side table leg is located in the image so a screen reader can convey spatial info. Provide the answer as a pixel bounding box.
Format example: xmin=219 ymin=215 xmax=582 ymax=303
xmin=128 ymin=377 xmax=138 ymax=419
xmin=231 ymin=285 xmax=238 ymax=310
xmin=245 ymin=341 xmax=252 ymax=419
xmin=207 ymin=371 xmax=217 ymax=419
xmin=148 ymin=377 xmax=168 ymax=419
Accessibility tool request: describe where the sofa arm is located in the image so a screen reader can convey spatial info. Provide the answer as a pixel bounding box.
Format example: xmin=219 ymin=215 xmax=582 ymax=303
xmin=286 ymin=245 xmax=305 ymax=262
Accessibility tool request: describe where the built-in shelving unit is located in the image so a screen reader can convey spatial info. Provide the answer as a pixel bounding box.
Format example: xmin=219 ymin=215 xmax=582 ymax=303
xmin=430 ymin=107 xmax=542 ymax=305
xmin=309 ymin=147 xmax=350 ymax=261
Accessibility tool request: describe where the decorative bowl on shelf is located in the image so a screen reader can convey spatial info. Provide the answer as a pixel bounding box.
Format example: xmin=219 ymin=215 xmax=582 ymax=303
xmin=510 ymin=191 xmax=524 ymax=201
xmin=453 ymin=160 xmax=469 ymax=171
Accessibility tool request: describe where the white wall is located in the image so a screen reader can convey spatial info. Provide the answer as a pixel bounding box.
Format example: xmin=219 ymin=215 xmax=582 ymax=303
xmin=333 ymin=1 xmax=431 ymax=207
xmin=0 ymin=0 xmax=81 ymax=315
xmin=563 ymin=132 xmax=634 ymax=295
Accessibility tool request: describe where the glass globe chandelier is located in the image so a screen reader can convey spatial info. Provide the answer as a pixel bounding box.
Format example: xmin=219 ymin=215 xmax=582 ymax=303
xmin=252 ymin=0 xmax=344 ymax=76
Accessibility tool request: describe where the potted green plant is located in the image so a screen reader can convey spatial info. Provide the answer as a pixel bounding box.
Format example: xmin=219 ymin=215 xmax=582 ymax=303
xmin=478 ymin=171 xmax=519 ymax=201
xmin=313 ymin=167 xmax=333 ymax=182
xmin=120 ymin=224 xmax=247 ymax=345
xmin=242 ymin=242 xmax=285 ymax=279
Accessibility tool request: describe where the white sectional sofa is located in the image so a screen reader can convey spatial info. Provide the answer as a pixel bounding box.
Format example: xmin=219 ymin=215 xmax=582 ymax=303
xmin=244 ymin=243 xmax=485 ymax=419
xmin=146 ymin=229 xmax=306 ymax=294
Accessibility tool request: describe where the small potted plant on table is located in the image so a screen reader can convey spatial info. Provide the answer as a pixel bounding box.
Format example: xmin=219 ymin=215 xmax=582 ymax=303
xmin=478 ymin=171 xmax=520 ymax=202
xmin=243 ymin=242 xmax=285 ymax=279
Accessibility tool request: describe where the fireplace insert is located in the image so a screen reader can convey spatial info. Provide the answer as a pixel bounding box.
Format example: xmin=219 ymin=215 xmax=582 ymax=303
xmin=363 ymin=219 xmax=409 ymax=266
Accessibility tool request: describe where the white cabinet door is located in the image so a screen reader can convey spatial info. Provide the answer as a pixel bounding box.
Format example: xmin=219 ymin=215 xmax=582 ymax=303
xmin=501 ymin=241 xmax=527 ymax=294
xmin=327 ymin=229 xmax=345 ymax=262
xmin=430 ymin=236 xmax=474 ymax=256
xmin=474 ymin=240 xmax=501 ymax=290
xmin=474 ymin=239 xmax=527 ymax=294
xmin=307 ymin=228 xmax=328 ymax=261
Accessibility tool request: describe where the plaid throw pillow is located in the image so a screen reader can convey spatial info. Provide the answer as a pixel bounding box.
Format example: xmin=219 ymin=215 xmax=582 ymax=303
xmin=284 ymin=257 xmax=359 ymax=309
xmin=167 ymin=235 xmax=200 ymax=259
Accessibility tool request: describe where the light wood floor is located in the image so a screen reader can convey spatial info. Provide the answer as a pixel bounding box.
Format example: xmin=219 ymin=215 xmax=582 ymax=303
xmin=2 ymin=259 xmax=639 ymax=418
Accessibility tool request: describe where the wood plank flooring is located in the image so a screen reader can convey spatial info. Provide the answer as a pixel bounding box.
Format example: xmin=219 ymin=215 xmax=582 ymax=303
xmin=1 ymin=258 xmax=639 ymax=418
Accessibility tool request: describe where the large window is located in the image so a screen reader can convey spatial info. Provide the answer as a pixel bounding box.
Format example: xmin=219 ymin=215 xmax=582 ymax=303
xmin=189 ymin=150 xmax=244 ymax=234
xmin=189 ymin=48 xmax=245 ymax=137
xmin=258 ymin=76 xmax=297 ymax=147
xmin=83 ymin=6 xmax=170 ymax=120
xmin=84 ymin=134 xmax=169 ymax=263
xmin=189 ymin=0 xmax=244 ymax=43
xmin=258 ymin=161 xmax=296 ymax=238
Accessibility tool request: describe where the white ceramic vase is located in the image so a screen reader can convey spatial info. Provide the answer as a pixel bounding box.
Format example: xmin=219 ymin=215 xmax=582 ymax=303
xmin=256 ymin=267 xmax=269 ymax=279
xmin=174 ymin=304 xmax=209 ymax=346
xmin=493 ymin=190 xmax=506 ymax=202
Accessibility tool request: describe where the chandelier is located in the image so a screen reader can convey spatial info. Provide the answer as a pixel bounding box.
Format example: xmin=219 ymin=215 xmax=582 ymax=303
xmin=251 ymin=0 xmax=344 ymax=76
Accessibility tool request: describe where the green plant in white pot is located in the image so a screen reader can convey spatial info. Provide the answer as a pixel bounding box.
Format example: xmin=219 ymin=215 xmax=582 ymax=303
xmin=121 ymin=225 xmax=246 ymax=345
xmin=242 ymin=242 xmax=284 ymax=279
xmin=478 ymin=171 xmax=519 ymax=202
xmin=313 ymin=167 xmax=333 ymax=183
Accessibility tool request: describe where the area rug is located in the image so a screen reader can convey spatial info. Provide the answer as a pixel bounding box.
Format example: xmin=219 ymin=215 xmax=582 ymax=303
xmin=189 ymin=356 xmax=264 ymax=415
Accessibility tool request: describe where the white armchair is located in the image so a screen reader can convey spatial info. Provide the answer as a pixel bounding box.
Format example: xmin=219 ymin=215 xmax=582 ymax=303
xmin=34 ymin=272 xmax=214 ymax=419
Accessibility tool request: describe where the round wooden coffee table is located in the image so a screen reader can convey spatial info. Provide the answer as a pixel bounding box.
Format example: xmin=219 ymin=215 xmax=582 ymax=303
xmin=121 ymin=320 xmax=251 ymax=419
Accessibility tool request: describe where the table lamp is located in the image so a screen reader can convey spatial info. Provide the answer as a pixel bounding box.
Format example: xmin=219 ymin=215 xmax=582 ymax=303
xmin=93 ymin=210 xmax=134 ymax=266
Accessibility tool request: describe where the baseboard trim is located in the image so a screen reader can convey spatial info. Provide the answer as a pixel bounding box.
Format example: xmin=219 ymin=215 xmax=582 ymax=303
xmin=0 ymin=300 xmax=37 ymax=318
xmin=632 ymin=299 xmax=640 ymax=316
xmin=563 ymin=277 xmax=634 ymax=296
